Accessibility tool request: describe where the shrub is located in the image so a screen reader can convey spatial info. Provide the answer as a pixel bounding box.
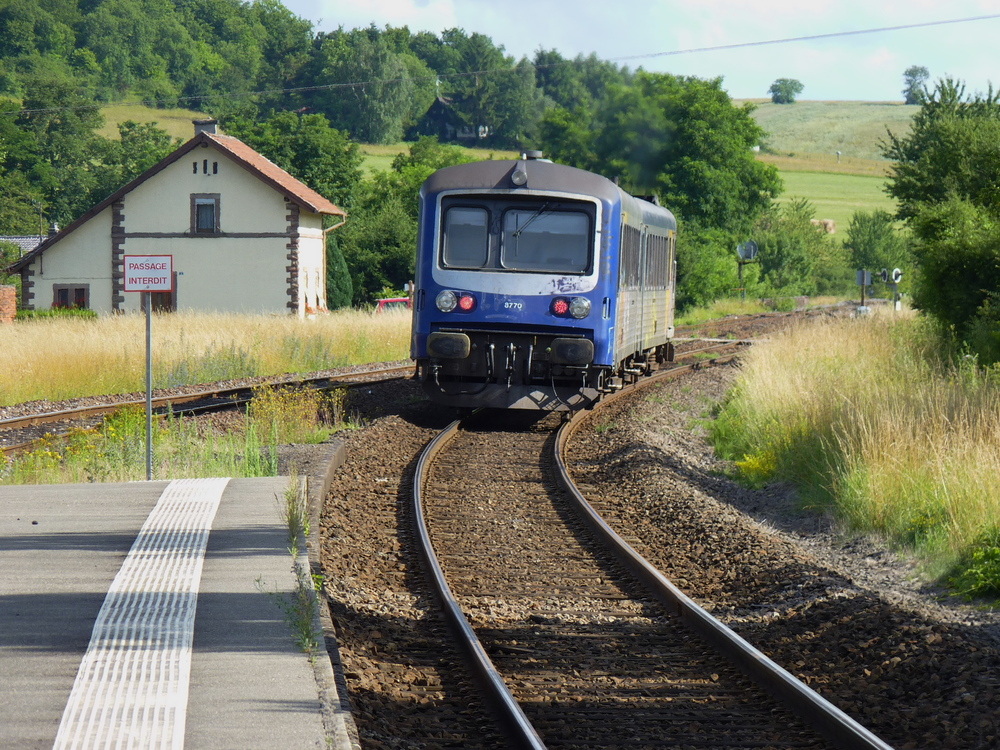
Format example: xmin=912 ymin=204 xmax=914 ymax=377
xmin=949 ymin=528 xmax=1000 ymax=599
xmin=16 ymin=308 xmax=98 ymax=320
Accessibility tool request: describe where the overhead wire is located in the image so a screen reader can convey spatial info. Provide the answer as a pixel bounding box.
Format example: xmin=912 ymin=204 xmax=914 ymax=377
xmin=4 ymin=12 xmax=1000 ymax=118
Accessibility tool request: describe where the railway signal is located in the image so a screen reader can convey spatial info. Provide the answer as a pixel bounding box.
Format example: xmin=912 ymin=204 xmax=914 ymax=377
xmin=736 ymin=241 xmax=759 ymax=300
xmin=858 ymin=268 xmax=904 ymax=313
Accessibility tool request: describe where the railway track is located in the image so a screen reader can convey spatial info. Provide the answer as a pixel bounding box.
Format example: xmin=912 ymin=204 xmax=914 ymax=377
xmin=411 ymin=360 xmax=892 ymax=748
xmin=0 ymin=362 xmax=414 ymax=456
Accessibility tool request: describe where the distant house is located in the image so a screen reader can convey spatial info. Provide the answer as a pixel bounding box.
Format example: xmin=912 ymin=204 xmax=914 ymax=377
xmin=0 ymin=235 xmax=47 ymax=257
xmin=6 ymin=119 xmax=346 ymax=317
xmin=410 ymin=95 xmax=490 ymax=143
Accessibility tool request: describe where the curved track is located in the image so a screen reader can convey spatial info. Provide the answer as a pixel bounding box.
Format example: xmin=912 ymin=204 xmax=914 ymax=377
xmin=412 ymin=363 xmax=893 ymax=748
xmin=0 ymin=363 xmax=413 ymax=456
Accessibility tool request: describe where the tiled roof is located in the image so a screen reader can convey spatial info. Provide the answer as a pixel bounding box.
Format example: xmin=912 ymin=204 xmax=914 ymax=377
xmin=0 ymin=236 xmax=44 ymax=255
xmin=205 ymin=133 xmax=346 ymax=217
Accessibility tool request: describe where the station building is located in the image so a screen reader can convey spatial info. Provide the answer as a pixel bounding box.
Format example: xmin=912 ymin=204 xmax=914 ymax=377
xmin=6 ymin=120 xmax=346 ymax=317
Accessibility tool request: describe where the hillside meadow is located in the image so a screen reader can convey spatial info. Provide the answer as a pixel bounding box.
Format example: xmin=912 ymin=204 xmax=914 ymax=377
xmin=738 ymin=99 xmax=916 ymax=162
xmin=98 ymin=104 xmax=210 ymax=141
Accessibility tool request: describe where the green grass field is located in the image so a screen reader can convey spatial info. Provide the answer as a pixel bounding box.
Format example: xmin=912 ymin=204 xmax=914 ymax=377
xmin=775 ymin=170 xmax=896 ymax=231
xmin=738 ymin=100 xmax=912 ymax=228
xmin=98 ymin=104 xmax=210 ymax=141
xmin=359 ymin=142 xmax=519 ymax=174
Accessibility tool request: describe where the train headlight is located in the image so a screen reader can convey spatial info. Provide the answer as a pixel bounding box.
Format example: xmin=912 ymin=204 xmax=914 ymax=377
xmin=436 ymin=290 xmax=476 ymax=313
xmin=551 ymin=296 xmax=591 ymax=319
xmin=436 ymin=290 xmax=457 ymax=312
xmin=568 ymin=297 xmax=591 ymax=319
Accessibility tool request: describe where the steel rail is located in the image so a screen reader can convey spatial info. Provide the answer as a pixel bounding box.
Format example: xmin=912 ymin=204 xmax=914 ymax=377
xmin=411 ymin=419 xmax=547 ymax=750
xmin=407 ymin=349 xmax=740 ymax=749
xmin=0 ymin=364 xmax=413 ymax=457
xmin=0 ymin=364 xmax=413 ymax=433
xmin=554 ymin=367 xmax=895 ymax=750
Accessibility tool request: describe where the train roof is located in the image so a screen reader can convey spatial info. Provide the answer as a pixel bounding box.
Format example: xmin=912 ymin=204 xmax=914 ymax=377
xmin=421 ymin=157 xmax=676 ymax=232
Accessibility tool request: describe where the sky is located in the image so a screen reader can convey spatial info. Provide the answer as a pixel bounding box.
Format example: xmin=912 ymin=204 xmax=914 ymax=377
xmin=278 ymin=0 xmax=1000 ymax=102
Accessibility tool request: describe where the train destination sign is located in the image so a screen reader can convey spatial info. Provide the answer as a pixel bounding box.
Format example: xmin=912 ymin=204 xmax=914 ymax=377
xmin=123 ymin=255 xmax=173 ymax=292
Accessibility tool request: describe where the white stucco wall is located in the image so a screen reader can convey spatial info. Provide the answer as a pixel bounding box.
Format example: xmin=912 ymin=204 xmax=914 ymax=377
xmin=24 ymin=208 xmax=116 ymax=314
xmin=24 ymin=141 xmax=333 ymax=316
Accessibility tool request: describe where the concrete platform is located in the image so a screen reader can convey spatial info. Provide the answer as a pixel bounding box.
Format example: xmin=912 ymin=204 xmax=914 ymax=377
xmin=0 ymin=477 xmax=356 ymax=749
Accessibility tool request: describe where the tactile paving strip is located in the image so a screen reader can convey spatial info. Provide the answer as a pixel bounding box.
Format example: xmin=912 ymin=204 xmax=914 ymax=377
xmin=53 ymin=478 xmax=230 ymax=750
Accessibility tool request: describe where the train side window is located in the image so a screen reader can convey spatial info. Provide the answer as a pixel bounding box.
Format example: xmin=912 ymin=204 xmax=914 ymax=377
xmin=442 ymin=207 xmax=489 ymax=268
xmin=621 ymin=224 xmax=641 ymax=288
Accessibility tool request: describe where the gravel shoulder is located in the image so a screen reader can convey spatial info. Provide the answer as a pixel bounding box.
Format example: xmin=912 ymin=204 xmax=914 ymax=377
xmin=565 ymin=331 xmax=1000 ymax=748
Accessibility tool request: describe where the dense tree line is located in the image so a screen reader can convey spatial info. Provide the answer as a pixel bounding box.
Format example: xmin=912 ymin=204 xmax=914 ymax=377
xmin=0 ymin=1 xmax=863 ymax=310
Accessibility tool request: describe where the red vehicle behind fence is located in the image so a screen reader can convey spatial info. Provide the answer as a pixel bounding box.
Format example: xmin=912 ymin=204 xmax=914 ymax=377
xmin=375 ymin=297 xmax=412 ymax=312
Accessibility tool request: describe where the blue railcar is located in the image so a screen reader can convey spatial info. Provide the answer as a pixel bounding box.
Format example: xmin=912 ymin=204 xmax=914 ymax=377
xmin=411 ymin=152 xmax=676 ymax=410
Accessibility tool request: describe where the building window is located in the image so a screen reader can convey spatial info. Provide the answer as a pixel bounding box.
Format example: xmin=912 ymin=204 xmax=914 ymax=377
xmin=53 ymin=284 xmax=89 ymax=309
xmin=191 ymin=193 xmax=220 ymax=234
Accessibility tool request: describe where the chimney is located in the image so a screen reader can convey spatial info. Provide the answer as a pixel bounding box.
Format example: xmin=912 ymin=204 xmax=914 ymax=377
xmin=193 ymin=118 xmax=218 ymax=136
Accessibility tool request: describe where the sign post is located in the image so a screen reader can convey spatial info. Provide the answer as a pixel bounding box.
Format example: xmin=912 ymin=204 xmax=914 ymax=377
xmin=856 ymin=269 xmax=872 ymax=315
xmin=123 ymin=255 xmax=173 ymax=480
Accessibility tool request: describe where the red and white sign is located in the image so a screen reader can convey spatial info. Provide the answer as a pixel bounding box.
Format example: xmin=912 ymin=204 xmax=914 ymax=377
xmin=124 ymin=255 xmax=173 ymax=292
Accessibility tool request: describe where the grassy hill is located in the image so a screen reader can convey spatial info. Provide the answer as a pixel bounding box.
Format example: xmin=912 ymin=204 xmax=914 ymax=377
xmin=740 ymin=99 xmax=916 ymax=163
xmin=735 ymin=99 xmax=914 ymax=229
xmin=98 ymin=104 xmax=211 ymax=141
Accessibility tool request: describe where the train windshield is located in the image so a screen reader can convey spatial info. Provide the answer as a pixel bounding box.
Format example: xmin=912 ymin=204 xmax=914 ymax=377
xmin=440 ymin=196 xmax=593 ymax=274
xmin=501 ymin=209 xmax=589 ymax=273
xmin=442 ymin=207 xmax=489 ymax=267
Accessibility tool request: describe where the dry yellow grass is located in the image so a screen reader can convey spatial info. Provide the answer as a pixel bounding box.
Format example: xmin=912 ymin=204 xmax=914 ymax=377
xmin=717 ymin=309 xmax=1000 ymax=575
xmin=0 ymin=310 xmax=411 ymax=405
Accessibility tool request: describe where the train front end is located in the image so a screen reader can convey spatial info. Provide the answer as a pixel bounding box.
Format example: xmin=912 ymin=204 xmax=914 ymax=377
xmin=411 ymin=155 xmax=621 ymax=410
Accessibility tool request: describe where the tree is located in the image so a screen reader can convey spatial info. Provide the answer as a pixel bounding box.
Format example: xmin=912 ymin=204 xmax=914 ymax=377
xmin=11 ymin=72 xmax=105 ymax=225
xmin=908 ymin=198 xmax=1000 ymax=341
xmin=768 ymin=78 xmax=804 ymax=104
xmin=222 ymin=111 xmax=363 ymax=210
xmin=883 ymin=78 xmax=1000 ymax=361
xmin=883 ymin=79 xmax=1000 ymax=220
xmin=410 ymin=28 xmax=541 ymax=148
xmin=752 ymin=198 xmax=825 ymax=295
xmin=674 ymin=227 xmax=748 ymax=311
xmin=0 ymin=169 xmax=42 ymax=235
xmin=843 ymin=209 xmax=909 ymax=275
xmin=324 ymin=232 xmax=353 ymax=310
xmin=543 ymin=72 xmax=780 ymax=235
xmin=305 ymin=27 xmax=423 ymax=145
xmin=902 ymin=65 xmax=930 ymax=105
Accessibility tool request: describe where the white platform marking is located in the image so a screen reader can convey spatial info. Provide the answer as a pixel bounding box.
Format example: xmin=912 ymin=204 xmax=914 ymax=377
xmin=53 ymin=478 xmax=230 ymax=750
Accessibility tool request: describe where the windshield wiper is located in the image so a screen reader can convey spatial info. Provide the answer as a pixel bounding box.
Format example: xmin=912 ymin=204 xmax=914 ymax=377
xmin=512 ymin=203 xmax=550 ymax=238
